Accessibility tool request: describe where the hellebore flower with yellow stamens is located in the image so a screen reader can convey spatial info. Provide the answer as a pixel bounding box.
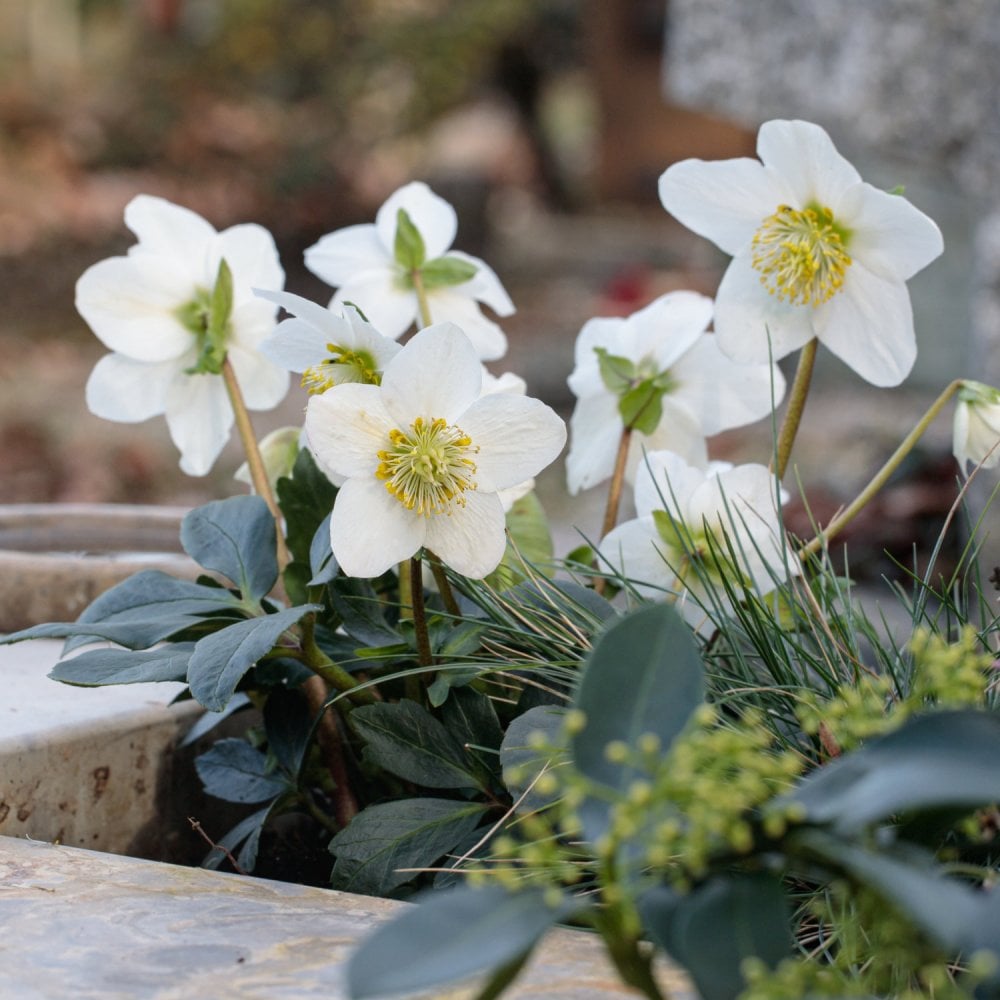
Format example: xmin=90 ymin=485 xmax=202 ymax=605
xmin=255 ymin=289 xmax=401 ymax=393
xmin=599 ymin=450 xmax=793 ymax=630
xmin=565 ymin=290 xmax=784 ymax=495
xmin=304 ymin=181 xmax=514 ymax=360
xmin=953 ymin=380 xmax=1000 ymax=473
xmin=304 ymin=322 xmax=566 ymax=579
xmin=78 ymin=194 xmax=289 ymax=476
xmin=658 ymin=119 xmax=944 ymax=387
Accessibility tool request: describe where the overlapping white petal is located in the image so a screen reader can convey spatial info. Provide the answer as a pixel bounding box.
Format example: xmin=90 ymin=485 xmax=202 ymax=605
xmin=304 ymin=181 xmax=514 ymax=358
xmin=953 ymin=382 xmax=1000 ymax=473
xmin=77 ymin=194 xmax=288 ymax=476
xmin=659 ymin=119 xmax=944 ymax=387
xmin=304 ymin=323 xmax=566 ymax=579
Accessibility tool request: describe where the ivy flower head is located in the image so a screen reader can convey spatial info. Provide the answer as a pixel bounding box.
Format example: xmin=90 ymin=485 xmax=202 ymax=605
xmin=658 ymin=119 xmax=944 ymax=387
xmin=255 ymin=289 xmax=401 ymax=393
xmin=565 ymin=290 xmax=784 ymax=495
xmin=954 ymin=380 xmax=1000 ymax=474
xmin=304 ymin=182 xmax=514 ymax=361
xmin=77 ymin=194 xmax=289 ymax=476
xmin=599 ymin=451 xmax=794 ymax=628
xmin=304 ymin=323 xmax=566 ymax=579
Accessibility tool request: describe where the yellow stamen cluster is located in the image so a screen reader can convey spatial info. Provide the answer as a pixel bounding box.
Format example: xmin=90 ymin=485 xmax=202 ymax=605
xmin=301 ymin=343 xmax=380 ymax=394
xmin=751 ymin=203 xmax=852 ymax=306
xmin=376 ymin=416 xmax=478 ymax=516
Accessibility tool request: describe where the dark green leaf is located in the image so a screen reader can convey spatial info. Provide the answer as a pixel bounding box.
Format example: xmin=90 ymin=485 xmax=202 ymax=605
xmin=594 ymin=347 xmax=635 ymax=395
xmin=329 ymin=580 xmax=402 ymax=647
xmin=195 ymin=738 xmax=290 ymax=803
xmin=202 ymin=805 xmax=272 ymax=872
xmin=187 ymin=604 xmax=321 ymax=712
xmin=330 ymin=798 xmax=487 ymax=896
xmin=346 ymin=884 xmax=576 ymax=999
xmin=788 ymin=710 xmax=1000 ymax=834
xmin=50 ymin=644 xmax=194 ymax=686
xmin=441 ymin=687 xmax=504 ymax=755
xmin=420 ymin=254 xmax=478 ymax=289
xmin=394 ymin=207 xmax=426 ymax=270
xmin=180 ymin=693 xmax=252 ymax=748
xmin=277 ymin=446 xmax=337 ymax=568
xmin=641 ymin=874 xmax=793 ymax=1000
xmin=181 ymin=496 xmax=277 ymax=601
xmin=352 ymin=699 xmax=481 ymax=790
xmin=618 ymin=379 xmax=665 ymax=435
xmin=263 ymin=686 xmax=313 ymax=777
xmin=500 ymin=705 xmax=567 ymax=812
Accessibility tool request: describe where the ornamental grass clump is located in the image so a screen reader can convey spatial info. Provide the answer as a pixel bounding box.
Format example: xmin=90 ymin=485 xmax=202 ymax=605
xmin=10 ymin=117 xmax=1000 ymax=1000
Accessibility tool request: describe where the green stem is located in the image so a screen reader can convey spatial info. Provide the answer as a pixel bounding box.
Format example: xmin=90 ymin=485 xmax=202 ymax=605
xmin=222 ymin=357 xmax=289 ymax=570
xmin=412 ymin=269 xmax=433 ymax=328
xmin=595 ymin=911 xmax=667 ymax=1000
xmin=427 ymin=551 xmax=461 ymax=616
xmin=799 ymin=379 xmax=962 ymax=559
xmin=301 ymin=617 xmax=377 ymax=706
xmin=772 ymin=338 xmax=818 ymax=481
xmin=601 ymin=426 xmax=633 ymax=541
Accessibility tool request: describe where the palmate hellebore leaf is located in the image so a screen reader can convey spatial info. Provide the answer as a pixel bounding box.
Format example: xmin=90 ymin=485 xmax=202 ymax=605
xmin=329 ymin=798 xmax=488 ymax=896
xmin=571 ymin=603 xmax=705 ymax=843
xmin=180 ymin=495 xmax=278 ymax=602
xmin=346 ymin=883 xmax=582 ymax=999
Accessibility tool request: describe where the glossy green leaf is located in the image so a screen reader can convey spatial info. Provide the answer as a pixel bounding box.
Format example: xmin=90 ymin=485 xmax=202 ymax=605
xmin=352 ymin=699 xmax=481 ymax=790
xmin=187 ymin=604 xmax=321 ymax=712
xmin=394 ymin=207 xmax=426 ymax=270
xmin=330 ymin=798 xmax=487 ymax=896
xmin=181 ymin=496 xmax=277 ymax=601
xmin=346 ymin=884 xmax=576 ymax=998
xmin=420 ymin=254 xmax=478 ymax=289
xmin=195 ymin=738 xmax=290 ymax=803
xmin=50 ymin=644 xmax=194 ymax=686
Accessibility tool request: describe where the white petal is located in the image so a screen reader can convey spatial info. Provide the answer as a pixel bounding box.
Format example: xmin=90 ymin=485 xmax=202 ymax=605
xmin=255 ymin=288 xmax=347 ymax=341
xmin=85 ymin=352 xmax=173 ymax=422
xmin=331 ymin=477 xmax=423 ymax=578
xmin=631 ymin=405 xmax=709 ymax=482
xmin=424 ymin=490 xmax=507 ymax=578
xmin=376 ymin=182 xmax=457 ymax=260
xmin=631 ymin=291 xmax=714 ymax=371
xmin=124 ymin=194 xmax=215 ymax=263
xmin=658 ymin=157 xmax=791 ymax=256
xmin=259 ymin=317 xmax=340 ymax=372
xmin=670 ymin=336 xmax=785 ymax=434
xmin=426 ymin=290 xmax=508 ymax=361
xmin=633 ymin=450 xmax=706 ymax=520
xmin=481 ymin=370 xmax=527 ymax=396
xmin=214 ymin=223 xmax=284 ymax=303
xmin=713 ymin=255 xmax=817 ymax=364
xmin=460 ymin=394 xmax=566 ymax=492
xmin=569 ymin=318 xmax=634 ymax=397
xmin=599 ymin=517 xmax=678 ymax=599
xmin=227 ymin=343 xmax=289 ymax=411
xmin=343 ymin=306 xmax=405 ymax=367
xmin=75 ymin=255 xmax=195 ymax=362
xmin=331 ymin=276 xmax=416 ymax=341
xmin=165 ymin=372 xmax=233 ymax=477
xmin=446 ymin=251 xmax=515 ymax=315
xmin=837 ymin=183 xmax=944 ymax=282
xmin=565 ymin=392 xmax=624 ymax=495
xmin=304 ymin=383 xmax=392 ymax=480
xmin=304 ymin=224 xmax=389 ymax=287
xmin=380 ymin=323 xmax=483 ymax=424
xmin=756 ymin=119 xmax=862 ymax=206
xmin=813 ymin=265 xmax=915 ymax=387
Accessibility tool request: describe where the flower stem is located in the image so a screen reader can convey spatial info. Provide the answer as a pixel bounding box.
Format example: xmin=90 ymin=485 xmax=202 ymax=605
xmin=412 ymin=269 xmax=433 ymax=328
xmin=593 ymin=426 xmax=632 ymax=595
xmin=427 ymin=550 xmax=461 ymax=616
xmin=409 ymin=555 xmax=434 ymax=669
xmin=798 ymin=379 xmax=962 ymax=559
xmin=222 ymin=357 xmax=289 ymax=570
xmin=301 ymin=674 xmax=359 ymax=828
xmin=301 ymin=617 xmax=377 ymax=706
xmin=772 ymin=338 xmax=818 ymax=481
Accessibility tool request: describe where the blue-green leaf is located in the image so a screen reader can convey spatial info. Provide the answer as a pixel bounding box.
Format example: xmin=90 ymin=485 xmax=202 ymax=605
xmin=50 ymin=644 xmax=194 ymax=686
xmin=500 ymin=705 xmax=567 ymax=812
xmin=195 ymin=738 xmax=290 ymax=804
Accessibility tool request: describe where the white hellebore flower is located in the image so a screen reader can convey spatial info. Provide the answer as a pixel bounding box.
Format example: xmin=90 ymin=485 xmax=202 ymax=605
xmin=304 ymin=181 xmax=514 ymax=361
xmin=600 ymin=451 xmax=793 ymax=627
xmin=78 ymin=194 xmax=289 ymax=476
xmin=304 ymin=322 xmax=566 ymax=579
xmin=256 ymin=289 xmax=402 ymax=392
xmin=953 ymin=380 xmax=1000 ymax=473
xmin=658 ymin=119 xmax=944 ymax=387
xmin=565 ymin=290 xmax=784 ymax=494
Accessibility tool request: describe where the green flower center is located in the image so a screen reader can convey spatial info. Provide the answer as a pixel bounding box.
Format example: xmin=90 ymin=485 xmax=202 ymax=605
xmin=750 ymin=202 xmax=852 ymax=307
xmin=302 ymin=344 xmax=380 ymax=394
xmin=376 ymin=417 xmax=479 ymax=516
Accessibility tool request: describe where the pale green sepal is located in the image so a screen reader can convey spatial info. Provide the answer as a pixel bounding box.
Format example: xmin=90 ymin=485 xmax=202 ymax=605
xmin=394 ymin=208 xmax=427 ymax=270
xmin=420 ymin=255 xmax=478 ymax=290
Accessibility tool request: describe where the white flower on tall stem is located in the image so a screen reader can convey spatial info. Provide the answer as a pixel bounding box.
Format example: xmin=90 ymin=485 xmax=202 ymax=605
xmin=658 ymin=119 xmax=943 ymax=387
xmin=565 ymin=290 xmax=784 ymax=495
xmin=953 ymin=380 xmax=1000 ymax=473
xmin=255 ymin=289 xmax=402 ymax=392
xmin=304 ymin=181 xmax=514 ymax=360
xmin=304 ymin=322 xmax=566 ymax=579
xmin=599 ymin=451 xmax=793 ymax=628
xmin=78 ymin=194 xmax=289 ymax=476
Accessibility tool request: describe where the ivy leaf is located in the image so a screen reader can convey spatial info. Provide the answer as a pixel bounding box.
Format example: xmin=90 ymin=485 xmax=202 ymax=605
xmin=594 ymin=347 xmax=635 ymax=395
xmin=394 ymin=207 xmax=426 ymax=270
xmin=618 ymin=379 xmax=665 ymax=435
xmin=330 ymin=798 xmax=488 ymax=896
xmin=195 ymin=738 xmax=290 ymax=804
xmin=420 ymin=255 xmax=478 ymax=290
xmin=181 ymin=496 xmax=277 ymax=602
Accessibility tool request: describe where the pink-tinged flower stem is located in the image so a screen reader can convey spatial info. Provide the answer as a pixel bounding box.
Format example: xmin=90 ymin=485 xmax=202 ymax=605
xmin=798 ymin=379 xmax=962 ymax=558
xmin=772 ymin=338 xmax=818 ymax=481
xmin=409 ymin=555 xmax=434 ymax=700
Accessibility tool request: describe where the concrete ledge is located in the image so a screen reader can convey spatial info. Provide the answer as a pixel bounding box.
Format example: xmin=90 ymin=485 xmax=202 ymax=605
xmin=0 ymin=836 xmax=695 ymax=999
